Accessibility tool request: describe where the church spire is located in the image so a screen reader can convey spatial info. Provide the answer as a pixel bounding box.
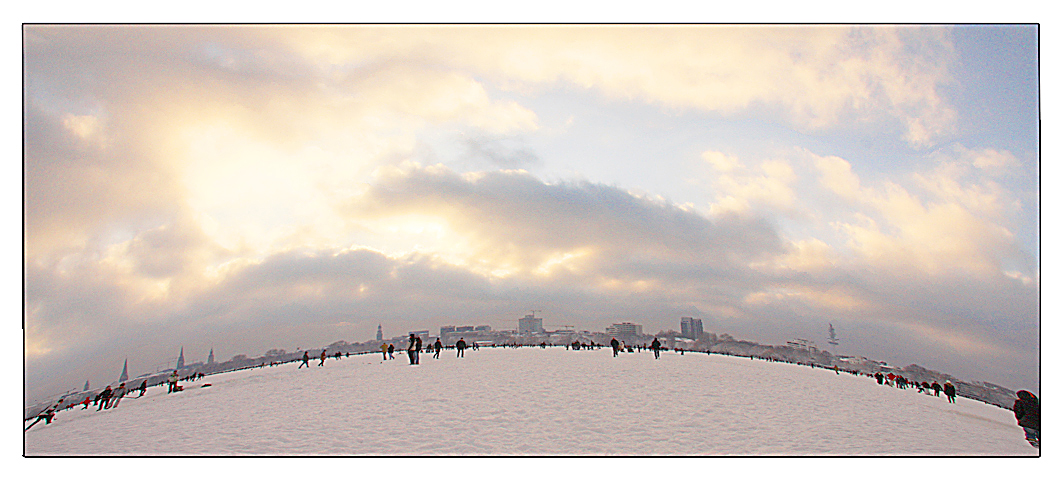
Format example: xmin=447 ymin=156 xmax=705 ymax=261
xmin=207 ymin=348 xmax=215 ymax=365
xmin=176 ymin=346 xmax=185 ymax=369
xmin=84 ymin=379 xmax=90 ymax=391
xmin=376 ymin=324 xmax=383 ymax=341
xmin=119 ymin=358 xmax=129 ymax=382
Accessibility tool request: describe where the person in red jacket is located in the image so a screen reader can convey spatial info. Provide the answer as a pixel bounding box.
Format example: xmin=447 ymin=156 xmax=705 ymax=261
xmin=1013 ymin=390 xmax=1039 ymax=448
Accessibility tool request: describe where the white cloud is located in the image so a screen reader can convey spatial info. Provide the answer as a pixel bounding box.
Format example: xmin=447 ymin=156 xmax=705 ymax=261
xmin=705 ymin=152 xmax=797 ymax=216
xmin=271 ymin=26 xmax=957 ymax=146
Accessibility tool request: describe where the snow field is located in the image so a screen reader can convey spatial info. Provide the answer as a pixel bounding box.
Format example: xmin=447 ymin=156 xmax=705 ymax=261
xmin=24 ymin=347 xmax=1038 ymax=456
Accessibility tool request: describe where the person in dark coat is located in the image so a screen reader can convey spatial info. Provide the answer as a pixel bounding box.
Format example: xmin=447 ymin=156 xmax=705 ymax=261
xmin=874 ymin=372 xmax=884 ymax=385
xmin=407 ymin=334 xmax=417 ymax=365
xmin=456 ymin=338 xmax=467 ymax=358
xmin=931 ymin=381 xmax=942 ymax=397
xmin=299 ymin=351 xmax=310 ymax=368
xmin=943 ymin=381 xmax=956 ymax=403
xmin=650 ymin=338 xmax=662 ymax=359
xmin=433 ymin=338 xmax=443 ymax=359
xmin=25 ymin=399 xmax=63 ymax=430
xmin=387 ymin=343 xmax=395 ymax=360
xmin=138 ymin=380 xmax=148 ymax=397
xmin=97 ymin=386 xmax=113 ymax=411
xmin=610 ymin=338 xmax=620 ymax=357
xmin=1013 ymin=390 xmax=1039 ymax=448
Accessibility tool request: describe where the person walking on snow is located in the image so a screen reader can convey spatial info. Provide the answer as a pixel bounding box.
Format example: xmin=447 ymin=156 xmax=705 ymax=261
xmin=650 ymin=338 xmax=662 ymax=359
xmin=943 ymin=381 xmax=956 ymax=403
xmin=433 ymin=338 xmax=443 ymax=359
xmin=1013 ymin=390 xmax=1039 ymax=448
xmin=407 ymin=334 xmax=417 ymax=365
xmin=110 ymin=383 xmax=127 ymax=408
xmin=299 ymin=351 xmax=310 ymax=368
xmin=167 ymin=371 xmax=180 ymax=393
xmin=97 ymin=386 xmax=113 ymax=410
xmin=611 ymin=338 xmax=620 ymax=357
xmin=456 ymin=338 xmax=467 ymax=358
xmin=931 ymin=381 xmax=942 ymax=397
xmin=380 ymin=343 xmax=389 ymax=360
xmin=319 ymin=349 xmax=327 ymax=366
xmin=25 ymin=399 xmax=63 ymax=430
xmin=138 ymin=380 xmax=148 ymax=397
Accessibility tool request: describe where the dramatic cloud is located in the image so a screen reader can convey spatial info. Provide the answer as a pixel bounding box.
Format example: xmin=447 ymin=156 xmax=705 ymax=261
xmin=22 ymin=25 xmax=1038 ymax=402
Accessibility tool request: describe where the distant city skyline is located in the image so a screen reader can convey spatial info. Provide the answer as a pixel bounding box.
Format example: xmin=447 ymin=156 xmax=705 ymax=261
xmin=24 ymin=24 xmax=1039 ymax=402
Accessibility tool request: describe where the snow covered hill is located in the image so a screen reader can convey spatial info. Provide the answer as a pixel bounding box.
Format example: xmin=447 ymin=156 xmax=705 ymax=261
xmin=24 ymin=346 xmax=1038 ymax=456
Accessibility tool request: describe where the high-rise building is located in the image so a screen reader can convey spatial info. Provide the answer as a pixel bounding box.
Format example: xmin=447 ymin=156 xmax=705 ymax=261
xmin=376 ymin=324 xmax=384 ymax=341
xmin=606 ymin=322 xmax=643 ymax=336
xmin=680 ymin=317 xmax=703 ymax=339
xmin=518 ymin=314 xmax=543 ymax=334
xmin=207 ymin=348 xmax=215 ymax=365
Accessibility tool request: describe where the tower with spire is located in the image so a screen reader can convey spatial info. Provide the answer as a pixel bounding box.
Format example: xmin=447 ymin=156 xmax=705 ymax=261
xmin=119 ymin=358 xmax=129 ymax=382
xmin=207 ymin=348 xmax=215 ymax=365
xmin=827 ymin=323 xmax=840 ymax=355
xmin=176 ymin=346 xmax=185 ymax=369
xmin=376 ymin=324 xmax=383 ymax=341
xmin=84 ymin=379 xmax=90 ymax=391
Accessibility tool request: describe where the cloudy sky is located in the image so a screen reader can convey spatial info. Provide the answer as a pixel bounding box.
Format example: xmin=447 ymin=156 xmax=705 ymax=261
xmin=22 ymin=24 xmax=1039 ymax=401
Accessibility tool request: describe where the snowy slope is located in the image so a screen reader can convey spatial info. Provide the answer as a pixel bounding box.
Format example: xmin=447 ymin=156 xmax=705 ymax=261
xmin=23 ymin=347 xmax=1038 ymax=456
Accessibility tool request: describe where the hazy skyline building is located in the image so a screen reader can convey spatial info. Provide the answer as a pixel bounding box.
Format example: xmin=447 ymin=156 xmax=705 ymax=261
xmin=606 ymin=322 xmax=643 ymax=336
xmin=376 ymin=324 xmax=383 ymax=341
xmin=680 ymin=317 xmax=703 ymax=339
xmin=518 ymin=314 xmax=543 ymax=335
xmin=176 ymin=347 xmax=185 ymax=369
xmin=119 ymin=358 xmax=128 ymax=382
xmin=207 ymin=348 xmax=215 ymax=365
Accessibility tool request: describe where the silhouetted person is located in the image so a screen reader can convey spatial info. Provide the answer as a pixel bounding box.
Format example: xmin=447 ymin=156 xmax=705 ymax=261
xmin=1013 ymin=390 xmax=1039 ymax=448
xmin=433 ymin=338 xmax=442 ymax=359
xmin=414 ymin=336 xmax=422 ymax=364
xmin=874 ymin=372 xmax=884 ymax=385
xmin=138 ymin=380 xmax=148 ymax=397
xmin=651 ymin=338 xmax=662 ymax=359
xmin=25 ymin=399 xmax=62 ymax=430
xmin=407 ymin=334 xmax=417 ymax=365
xmin=319 ymin=350 xmax=327 ymax=366
xmin=388 ymin=343 xmax=395 ymax=360
xmin=97 ymin=386 xmax=113 ymax=410
xmin=299 ymin=351 xmax=310 ymax=368
xmin=456 ymin=338 xmax=467 ymax=358
xmin=943 ymin=381 xmax=956 ymax=403
xmin=610 ymin=338 xmax=620 ymax=357
xmin=931 ymin=381 xmax=941 ymax=397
